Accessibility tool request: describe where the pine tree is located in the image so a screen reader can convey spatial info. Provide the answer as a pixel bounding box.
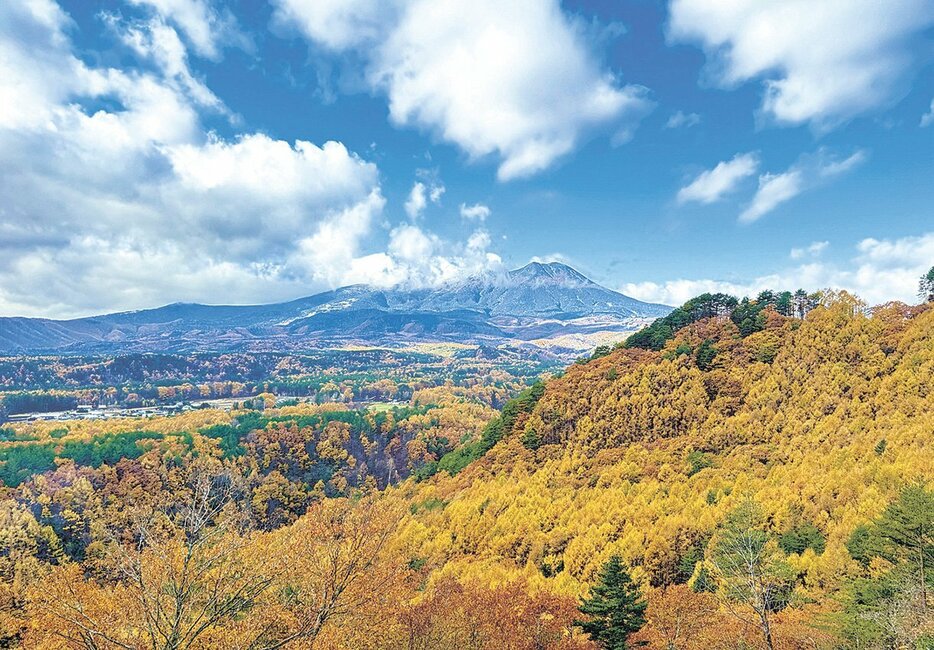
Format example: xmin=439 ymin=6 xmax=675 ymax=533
xmin=577 ymin=555 xmax=646 ymax=649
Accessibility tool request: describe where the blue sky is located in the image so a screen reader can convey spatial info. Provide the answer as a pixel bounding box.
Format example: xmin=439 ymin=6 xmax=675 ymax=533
xmin=0 ymin=0 xmax=932 ymax=318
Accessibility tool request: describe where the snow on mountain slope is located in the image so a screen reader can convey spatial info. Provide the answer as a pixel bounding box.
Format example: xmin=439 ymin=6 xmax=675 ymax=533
xmin=0 ymin=263 xmax=671 ymax=356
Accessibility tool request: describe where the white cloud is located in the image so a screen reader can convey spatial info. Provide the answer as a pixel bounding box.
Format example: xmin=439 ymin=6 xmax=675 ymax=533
xmin=404 ymin=178 xmax=444 ymax=219
xmin=0 ymin=0 xmax=501 ymax=318
xmin=790 ymin=241 xmax=829 ymax=260
xmin=459 ymin=202 xmax=491 ymax=221
xmin=405 ymin=183 xmax=427 ymax=219
xmin=111 ymin=15 xmax=227 ymax=112
xmin=274 ymin=0 xmax=654 ymax=180
xmin=817 ymin=150 xmax=868 ymax=178
xmin=529 ymin=252 xmax=573 ymax=265
xmin=677 ymin=152 xmax=758 ymax=204
xmin=163 ymin=136 xmax=383 ymax=263
xmin=624 ymin=279 xmax=756 ymax=307
xmin=740 ymin=149 xmax=866 ymax=223
xmin=389 ymin=223 xmax=436 ymax=261
xmin=306 ymin=223 xmax=502 ymax=290
xmin=127 ymin=0 xmax=248 ymax=59
xmin=272 ymin=0 xmax=393 ymax=51
xmin=623 ymin=232 xmax=934 ymax=306
xmin=740 ymin=171 xmax=804 ymax=224
xmin=665 ymin=111 xmax=700 ymax=129
xmin=668 ymin=0 xmax=934 ymax=128
xmin=920 ymin=98 xmax=934 ymax=127
xmin=290 ymin=191 xmax=387 ymax=288
xmin=168 ymin=136 xmax=375 ymax=199
xmin=0 ymin=237 xmax=306 ymax=320
xmin=0 ymin=1 xmax=100 ymax=131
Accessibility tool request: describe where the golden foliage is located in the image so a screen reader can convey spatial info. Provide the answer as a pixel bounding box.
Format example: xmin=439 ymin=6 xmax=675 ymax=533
xmin=380 ymin=301 xmax=934 ymax=642
xmin=3 ymin=298 xmax=933 ymax=647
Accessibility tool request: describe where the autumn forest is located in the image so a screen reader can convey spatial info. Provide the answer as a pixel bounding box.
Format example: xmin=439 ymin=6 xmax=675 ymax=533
xmin=1 ymin=288 xmax=932 ymax=649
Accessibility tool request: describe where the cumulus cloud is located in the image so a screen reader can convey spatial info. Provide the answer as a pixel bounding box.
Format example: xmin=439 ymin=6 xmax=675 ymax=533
xmin=740 ymin=149 xmax=866 ymax=223
xmin=0 ymin=0 xmax=500 ymax=318
xmin=459 ymin=203 xmax=491 ymax=221
xmin=677 ymin=152 xmax=758 ymax=204
xmin=304 ymin=224 xmax=502 ymax=290
xmin=668 ymin=0 xmax=934 ymax=128
xmin=274 ymin=0 xmax=654 ymax=180
xmin=790 ymin=241 xmax=829 ymax=260
xmin=622 ymin=232 xmax=934 ymax=306
xmin=665 ymin=111 xmax=700 ymax=129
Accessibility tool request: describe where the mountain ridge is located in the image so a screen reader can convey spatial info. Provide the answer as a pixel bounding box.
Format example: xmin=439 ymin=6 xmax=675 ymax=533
xmin=0 ymin=262 xmax=671 ymax=356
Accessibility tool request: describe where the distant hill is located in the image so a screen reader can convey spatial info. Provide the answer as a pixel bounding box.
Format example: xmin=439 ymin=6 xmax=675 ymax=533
xmin=0 ymin=262 xmax=671 ymax=357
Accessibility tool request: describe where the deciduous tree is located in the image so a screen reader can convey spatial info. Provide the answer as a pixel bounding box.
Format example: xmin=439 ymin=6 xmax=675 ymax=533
xmin=708 ymin=499 xmax=793 ymax=650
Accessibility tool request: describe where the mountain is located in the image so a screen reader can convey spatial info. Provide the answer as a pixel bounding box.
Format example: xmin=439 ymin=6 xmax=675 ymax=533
xmin=0 ymin=262 xmax=671 ymax=357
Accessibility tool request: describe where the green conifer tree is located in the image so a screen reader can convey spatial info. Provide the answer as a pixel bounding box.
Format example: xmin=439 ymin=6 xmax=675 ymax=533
xmin=577 ymin=555 xmax=646 ymax=649
xmin=875 ymin=482 xmax=933 ymax=611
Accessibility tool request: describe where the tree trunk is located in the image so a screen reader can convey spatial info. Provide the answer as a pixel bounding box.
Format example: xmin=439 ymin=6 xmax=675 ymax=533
xmin=920 ymin=540 xmax=927 ymax=611
xmin=758 ymin=609 xmax=774 ymax=650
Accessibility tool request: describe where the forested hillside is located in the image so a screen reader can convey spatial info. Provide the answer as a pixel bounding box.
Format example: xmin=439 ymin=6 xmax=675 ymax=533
xmin=384 ymin=293 xmax=933 ymax=646
xmin=1 ymin=292 xmax=931 ymax=648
